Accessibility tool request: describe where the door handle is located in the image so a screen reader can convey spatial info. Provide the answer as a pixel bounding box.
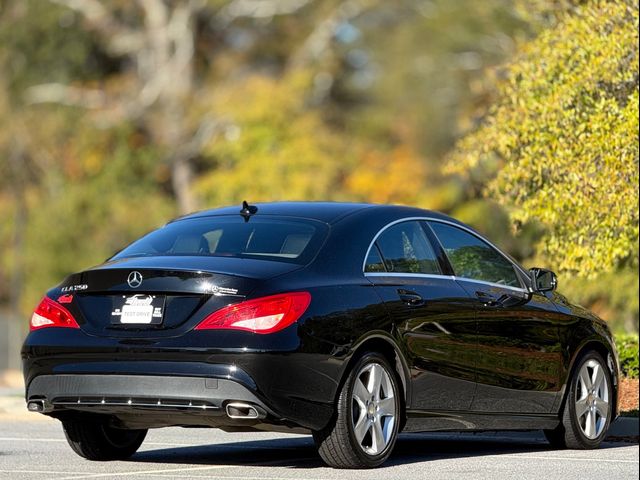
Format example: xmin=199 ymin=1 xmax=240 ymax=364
xmin=397 ymin=289 xmax=425 ymax=307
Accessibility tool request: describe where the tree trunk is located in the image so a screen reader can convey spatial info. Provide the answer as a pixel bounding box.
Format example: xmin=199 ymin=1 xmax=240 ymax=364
xmin=171 ymin=154 xmax=197 ymax=214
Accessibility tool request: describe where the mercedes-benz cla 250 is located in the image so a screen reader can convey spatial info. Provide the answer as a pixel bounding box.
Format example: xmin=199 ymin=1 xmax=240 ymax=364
xmin=22 ymin=202 xmax=619 ymax=468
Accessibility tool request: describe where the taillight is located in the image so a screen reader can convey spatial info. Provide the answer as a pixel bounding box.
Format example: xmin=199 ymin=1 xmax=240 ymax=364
xmin=195 ymin=292 xmax=311 ymax=334
xmin=30 ymin=296 xmax=80 ymax=331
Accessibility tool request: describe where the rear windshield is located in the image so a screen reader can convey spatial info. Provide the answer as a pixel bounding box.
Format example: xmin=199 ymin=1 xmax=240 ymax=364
xmin=111 ymin=216 xmax=328 ymax=264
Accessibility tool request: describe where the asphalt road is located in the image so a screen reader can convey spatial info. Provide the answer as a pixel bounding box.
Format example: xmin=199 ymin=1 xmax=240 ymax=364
xmin=0 ymin=417 xmax=637 ymax=480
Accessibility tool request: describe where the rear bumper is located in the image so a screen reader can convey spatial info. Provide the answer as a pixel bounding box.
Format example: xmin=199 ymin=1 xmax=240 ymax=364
xmin=26 ymin=373 xmax=296 ymax=431
xmin=27 ymin=373 xmax=269 ymax=415
xmin=23 ymin=356 xmax=337 ymax=431
xmin=22 ymin=330 xmax=340 ymax=431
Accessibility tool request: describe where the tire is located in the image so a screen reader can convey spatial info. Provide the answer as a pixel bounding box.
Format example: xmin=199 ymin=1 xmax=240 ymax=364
xmin=544 ymin=351 xmax=613 ymax=449
xmin=313 ymin=352 xmax=401 ymax=469
xmin=62 ymin=418 xmax=147 ymax=461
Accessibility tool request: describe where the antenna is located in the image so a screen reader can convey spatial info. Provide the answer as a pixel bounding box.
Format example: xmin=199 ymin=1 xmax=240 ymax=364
xmin=239 ymin=200 xmax=258 ymax=222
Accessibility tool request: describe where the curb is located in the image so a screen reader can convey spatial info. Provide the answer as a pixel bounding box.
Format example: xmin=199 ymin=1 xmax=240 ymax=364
xmin=606 ymin=416 xmax=639 ymax=441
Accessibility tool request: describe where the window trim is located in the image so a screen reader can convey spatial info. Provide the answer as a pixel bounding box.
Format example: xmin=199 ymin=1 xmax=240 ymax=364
xmin=364 ymin=272 xmax=528 ymax=294
xmin=365 ymin=219 xmax=443 ymax=276
xmin=362 ymin=217 xmax=531 ymax=293
xmin=365 ymin=272 xmax=454 ymax=281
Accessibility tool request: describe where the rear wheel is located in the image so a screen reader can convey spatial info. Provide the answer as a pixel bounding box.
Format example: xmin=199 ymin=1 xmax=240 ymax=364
xmin=62 ymin=418 xmax=147 ymax=460
xmin=545 ymin=351 xmax=612 ymax=449
xmin=313 ymin=352 xmax=401 ymax=468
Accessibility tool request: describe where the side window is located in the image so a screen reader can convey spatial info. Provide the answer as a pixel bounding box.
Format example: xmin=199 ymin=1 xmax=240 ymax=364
xmin=429 ymin=222 xmax=520 ymax=287
xmin=374 ymin=221 xmax=441 ymax=274
xmin=364 ymin=245 xmax=386 ymax=272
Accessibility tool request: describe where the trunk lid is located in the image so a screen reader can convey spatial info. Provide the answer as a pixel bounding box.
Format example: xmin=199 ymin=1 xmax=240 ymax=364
xmin=60 ymin=256 xmax=301 ymax=338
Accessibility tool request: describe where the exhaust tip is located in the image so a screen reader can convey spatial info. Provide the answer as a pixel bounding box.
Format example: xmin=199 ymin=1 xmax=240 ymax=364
xmin=27 ymin=400 xmax=45 ymax=413
xmin=225 ymin=402 xmax=263 ymax=420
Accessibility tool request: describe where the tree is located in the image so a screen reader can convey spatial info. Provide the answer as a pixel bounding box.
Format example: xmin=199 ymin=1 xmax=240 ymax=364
xmin=194 ymin=72 xmax=359 ymax=204
xmin=26 ymin=0 xmax=336 ymax=214
xmin=447 ymin=0 xmax=639 ymax=276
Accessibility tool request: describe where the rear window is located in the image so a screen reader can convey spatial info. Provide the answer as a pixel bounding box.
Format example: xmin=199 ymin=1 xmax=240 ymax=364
xmin=111 ymin=216 xmax=328 ymax=264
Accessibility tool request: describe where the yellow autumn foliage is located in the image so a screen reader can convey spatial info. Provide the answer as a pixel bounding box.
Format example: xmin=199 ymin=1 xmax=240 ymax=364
xmin=345 ymin=146 xmax=429 ymax=205
xmin=194 ymin=73 xmax=356 ymax=205
xmin=448 ymin=0 xmax=639 ymax=275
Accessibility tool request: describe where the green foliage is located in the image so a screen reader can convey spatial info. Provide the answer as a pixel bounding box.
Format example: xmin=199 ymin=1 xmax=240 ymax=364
xmin=21 ymin=123 xmax=174 ymax=313
xmin=194 ymin=73 xmax=357 ymax=205
xmin=448 ymin=0 xmax=639 ymax=276
xmin=342 ymin=0 xmax=531 ymax=158
xmin=559 ymin=269 xmax=639 ymax=333
xmin=451 ymin=199 xmax=544 ymax=262
xmin=0 ymin=0 xmax=102 ymax=97
xmin=615 ymin=333 xmax=639 ymax=379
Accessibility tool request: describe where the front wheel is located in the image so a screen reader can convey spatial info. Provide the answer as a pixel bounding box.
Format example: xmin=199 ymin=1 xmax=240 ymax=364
xmin=545 ymin=351 xmax=613 ymax=449
xmin=62 ymin=418 xmax=147 ymax=460
xmin=313 ymin=352 xmax=401 ymax=468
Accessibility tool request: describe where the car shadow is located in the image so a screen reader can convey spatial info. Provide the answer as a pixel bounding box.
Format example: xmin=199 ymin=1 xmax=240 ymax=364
xmin=129 ymin=431 xmax=635 ymax=469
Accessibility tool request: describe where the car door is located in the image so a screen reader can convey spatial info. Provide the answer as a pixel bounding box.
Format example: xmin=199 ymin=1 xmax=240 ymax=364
xmin=364 ymin=220 xmax=477 ymax=411
xmin=428 ymin=221 xmax=564 ymax=414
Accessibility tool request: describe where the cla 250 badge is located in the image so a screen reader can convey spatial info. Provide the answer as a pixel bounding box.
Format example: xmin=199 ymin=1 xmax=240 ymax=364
xmin=61 ymin=284 xmax=88 ymax=293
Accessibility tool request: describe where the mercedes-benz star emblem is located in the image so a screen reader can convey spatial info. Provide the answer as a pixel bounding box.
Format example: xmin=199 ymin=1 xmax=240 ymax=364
xmin=127 ymin=271 xmax=143 ymax=288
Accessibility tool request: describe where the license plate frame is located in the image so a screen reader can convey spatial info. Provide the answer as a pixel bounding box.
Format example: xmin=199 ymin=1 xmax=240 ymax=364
xmin=111 ymin=295 xmax=165 ymax=325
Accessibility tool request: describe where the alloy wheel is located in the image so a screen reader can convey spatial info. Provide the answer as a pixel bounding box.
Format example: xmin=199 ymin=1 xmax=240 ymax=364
xmin=574 ymin=358 xmax=609 ymax=439
xmin=351 ymin=362 xmax=398 ymax=455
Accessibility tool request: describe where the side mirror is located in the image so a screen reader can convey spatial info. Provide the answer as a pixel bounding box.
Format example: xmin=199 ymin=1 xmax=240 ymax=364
xmin=529 ymin=268 xmax=558 ymax=293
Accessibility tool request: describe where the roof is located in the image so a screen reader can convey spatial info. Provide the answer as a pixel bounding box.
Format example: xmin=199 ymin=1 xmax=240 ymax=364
xmin=176 ymin=201 xmax=463 ymax=227
xmin=177 ymin=202 xmax=375 ymax=224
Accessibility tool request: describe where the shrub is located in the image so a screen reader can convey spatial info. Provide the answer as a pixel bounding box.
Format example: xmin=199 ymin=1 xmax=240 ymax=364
xmin=447 ymin=0 xmax=639 ymax=276
xmin=615 ymin=333 xmax=639 ymax=379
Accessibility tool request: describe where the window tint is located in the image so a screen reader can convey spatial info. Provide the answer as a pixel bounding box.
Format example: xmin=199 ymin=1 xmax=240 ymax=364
xmin=374 ymin=221 xmax=440 ymax=274
xmin=365 ymin=245 xmax=386 ymax=272
xmin=112 ymin=217 xmax=326 ymax=264
xmin=429 ymin=222 xmax=520 ymax=287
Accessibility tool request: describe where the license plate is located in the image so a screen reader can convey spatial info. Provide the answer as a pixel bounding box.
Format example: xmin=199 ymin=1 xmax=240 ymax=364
xmin=111 ymin=295 xmax=165 ymax=325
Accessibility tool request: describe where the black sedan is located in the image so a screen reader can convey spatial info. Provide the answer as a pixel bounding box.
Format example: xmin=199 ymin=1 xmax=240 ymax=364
xmin=22 ymin=202 xmax=619 ymax=468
